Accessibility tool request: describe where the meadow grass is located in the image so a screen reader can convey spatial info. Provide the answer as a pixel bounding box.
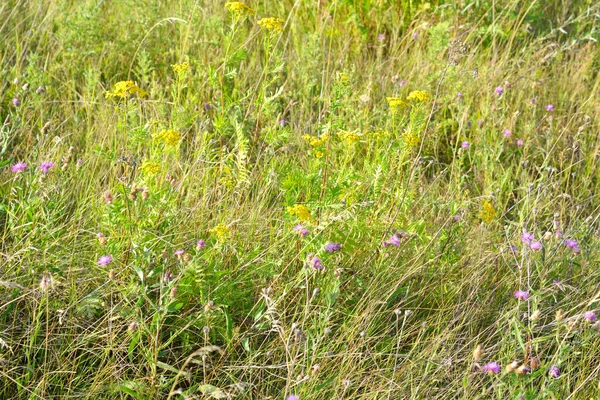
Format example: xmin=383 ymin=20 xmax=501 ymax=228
xmin=1 ymin=0 xmax=600 ymax=398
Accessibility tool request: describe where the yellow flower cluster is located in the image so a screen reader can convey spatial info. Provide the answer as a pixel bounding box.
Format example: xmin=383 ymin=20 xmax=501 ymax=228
xmin=302 ymin=133 xmax=329 ymax=147
xmin=287 ymin=204 xmax=312 ymax=222
xmin=155 ymin=129 xmax=181 ymax=146
xmin=225 ymin=2 xmax=254 ymax=17
xmin=210 ymin=224 xmax=231 ymax=242
xmin=257 ymin=17 xmax=284 ymax=33
xmin=479 ymin=200 xmax=496 ymax=223
xmin=407 ymin=90 xmax=430 ymax=102
xmin=386 ymin=97 xmax=408 ymax=111
xmin=171 ymin=62 xmax=190 ymax=75
xmin=141 ymin=161 xmax=161 ymax=176
xmin=219 ymin=176 xmax=235 ymax=189
xmin=336 ymin=72 xmax=350 ymax=85
xmin=105 ymin=81 xmax=148 ymax=99
xmin=337 ymin=130 xmax=360 ymax=145
xmin=402 ymin=129 xmax=420 ymax=148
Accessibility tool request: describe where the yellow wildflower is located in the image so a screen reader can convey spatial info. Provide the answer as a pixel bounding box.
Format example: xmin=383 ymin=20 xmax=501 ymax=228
xmin=337 ymin=130 xmax=360 ymax=146
xmin=105 ymin=81 xmax=148 ymax=99
xmin=386 ymin=97 xmax=408 ymax=111
xmin=155 ymin=129 xmax=181 ymax=146
xmin=219 ymin=176 xmax=236 ymax=189
xmin=171 ymin=62 xmax=190 ymax=75
xmin=287 ymin=204 xmax=312 ymax=222
xmin=225 ymin=1 xmax=254 ymax=17
xmin=257 ymin=17 xmax=284 ymax=33
xmin=141 ymin=161 xmax=161 ymax=176
xmin=336 ymin=72 xmax=350 ymax=85
xmin=402 ymin=129 xmax=420 ymax=148
xmin=302 ymin=134 xmax=329 ymax=147
xmin=407 ymin=90 xmax=430 ymax=102
xmin=479 ymin=200 xmax=496 ymax=223
xmin=209 ymin=224 xmax=231 ymax=242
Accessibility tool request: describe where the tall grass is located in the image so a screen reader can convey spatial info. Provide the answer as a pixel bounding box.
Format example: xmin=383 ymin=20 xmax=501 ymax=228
xmin=1 ymin=0 xmax=600 ymax=398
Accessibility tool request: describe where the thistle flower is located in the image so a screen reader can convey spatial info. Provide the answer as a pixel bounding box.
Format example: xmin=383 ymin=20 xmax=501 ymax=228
xmin=461 ymin=141 xmax=470 ymax=149
xmin=384 ymin=234 xmax=401 ymax=247
xmin=324 ymin=242 xmax=342 ymax=253
xmin=196 ymin=239 xmax=206 ymax=250
xmin=514 ymin=290 xmax=529 ymax=300
xmin=308 ymin=255 xmax=323 ymax=270
xmin=293 ymin=224 xmax=309 ymax=237
xmin=39 ymin=161 xmax=54 ymax=174
xmin=495 ymin=87 xmax=504 ymax=95
xmin=516 ymin=138 xmax=524 ymax=147
xmin=483 ymin=362 xmax=500 ymax=374
xmin=98 ymin=255 xmax=112 ymax=266
xmin=529 ymin=241 xmax=542 ymax=251
xmin=545 ymin=104 xmax=554 ymax=112
xmin=11 ymin=162 xmax=27 ymax=173
xmin=549 ymin=365 xmax=560 ymax=379
xmin=584 ymin=311 xmax=597 ymax=322
xmin=503 ymin=129 xmax=511 ymax=138
xmin=564 ymin=239 xmax=580 ymax=253
xmin=174 ymin=249 xmax=185 ymax=257
xmin=12 ymin=98 xmax=21 ymax=107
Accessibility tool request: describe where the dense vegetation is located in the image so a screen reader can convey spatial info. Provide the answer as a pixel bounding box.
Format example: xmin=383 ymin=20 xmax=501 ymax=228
xmin=1 ymin=0 xmax=599 ymax=398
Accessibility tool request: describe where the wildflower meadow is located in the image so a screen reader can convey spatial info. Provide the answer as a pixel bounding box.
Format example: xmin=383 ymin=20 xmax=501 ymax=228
xmin=1 ymin=0 xmax=600 ymax=398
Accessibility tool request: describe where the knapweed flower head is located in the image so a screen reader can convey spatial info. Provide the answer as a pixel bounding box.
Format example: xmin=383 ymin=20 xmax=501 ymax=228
xmin=105 ymin=80 xmax=148 ymax=99
xmin=503 ymin=129 xmax=511 ymax=138
xmin=386 ymin=97 xmax=408 ymax=112
xmin=495 ymin=86 xmax=504 ymax=95
xmin=377 ymin=33 xmax=385 ymax=42
xmin=461 ymin=141 xmax=470 ymax=149
xmin=98 ymin=255 xmax=112 ymax=266
xmin=308 ymin=255 xmax=323 ymax=270
xmin=155 ymin=129 xmax=181 ymax=146
xmin=564 ymin=239 xmax=580 ymax=253
xmin=293 ymin=224 xmax=309 ymax=237
xmin=529 ymin=241 xmax=542 ymax=251
xmin=12 ymin=98 xmax=21 ymax=107
xmin=406 ymin=90 xmax=430 ymax=103
xmin=225 ymin=1 xmax=254 ymax=18
xmin=210 ymin=224 xmax=231 ymax=242
xmin=174 ymin=249 xmax=185 ymax=256
xmin=324 ymin=242 xmax=342 ymax=253
xmin=171 ymin=62 xmax=190 ymax=76
xmin=584 ymin=311 xmax=597 ymax=322
xmin=286 ymin=395 xmax=299 ymax=400
xmin=257 ymin=17 xmax=284 ymax=33
xmin=196 ymin=239 xmax=206 ymax=250
xmin=549 ymin=365 xmax=560 ymax=379
xmin=11 ymin=162 xmax=27 ymax=173
xmin=545 ymin=104 xmax=554 ymax=112
xmin=516 ymin=138 xmax=523 ymax=147
xmin=39 ymin=161 xmax=54 ymax=174
xmin=457 ymin=92 xmax=463 ymax=99
xmin=483 ymin=362 xmax=500 ymax=375
xmin=287 ymin=204 xmax=312 ymax=222
xmin=514 ymin=290 xmax=529 ymax=300
xmin=479 ymin=200 xmax=496 ymax=223
xmin=141 ymin=161 xmax=161 ymax=176
xmin=384 ymin=234 xmax=401 ymax=247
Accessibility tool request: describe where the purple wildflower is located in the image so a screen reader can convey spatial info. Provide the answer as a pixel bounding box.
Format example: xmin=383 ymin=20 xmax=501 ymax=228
xmin=39 ymin=161 xmax=54 ymax=174
xmin=584 ymin=311 xmax=597 ymax=322
xmin=174 ymin=249 xmax=185 ymax=256
xmin=516 ymin=138 xmax=523 ymax=147
xmin=294 ymin=224 xmax=309 ymax=238
xmin=412 ymin=32 xmax=418 ymax=40
xmin=286 ymin=396 xmax=299 ymax=400
xmin=12 ymin=98 xmax=21 ymax=107
xmin=530 ymin=97 xmax=536 ymax=105
xmin=324 ymin=242 xmax=342 ymax=253
xmin=398 ymin=79 xmax=406 ymax=87
xmin=452 ymin=215 xmax=462 ymax=222
xmin=549 ymin=365 xmax=560 ymax=379
xmin=309 ymin=256 xmax=323 ymax=271
xmin=514 ymin=290 xmax=529 ymax=300
xmin=477 ymin=120 xmax=483 ymax=128
xmin=98 ymin=255 xmax=112 ymax=266
xmin=495 ymin=87 xmax=504 ymax=95
xmin=564 ymin=239 xmax=580 ymax=253
xmin=279 ymin=119 xmax=286 ymax=127
xmin=384 ymin=234 xmax=401 ymax=247
xmin=483 ymin=362 xmax=501 ymax=374
xmin=545 ymin=104 xmax=554 ymax=112
xmin=529 ymin=241 xmax=542 ymax=251
xmin=461 ymin=141 xmax=470 ymax=149
xmin=503 ymin=129 xmax=511 ymax=138
xmin=164 ymin=271 xmax=173 ymax=282
xmin=11 ymin=162 xmax=27 ymax=173
xmin=378 ymin=33 xmax=385 ymax=42
xmin=521 ymin=231 xmax=534 ymax=245
xmin=196 ymin=239 xmax=206 ymax=250
xmin=457 ymin=92 xmax=463 ymax=99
